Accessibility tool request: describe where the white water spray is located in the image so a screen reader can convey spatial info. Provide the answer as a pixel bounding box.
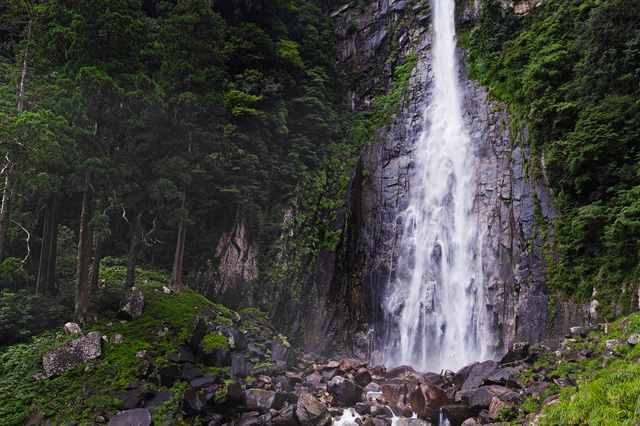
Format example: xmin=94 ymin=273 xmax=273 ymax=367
xmin=382 ymin=0 xmax=488 ymax=372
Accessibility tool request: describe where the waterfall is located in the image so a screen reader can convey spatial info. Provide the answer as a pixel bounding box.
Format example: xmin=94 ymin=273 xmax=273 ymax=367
xmin=381 ymin=0 xmax=488 ymax=372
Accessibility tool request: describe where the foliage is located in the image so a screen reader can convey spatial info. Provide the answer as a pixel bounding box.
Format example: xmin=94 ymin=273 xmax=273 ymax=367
xmin=201 ymin=333 xmax=230 ymax=353
xmin=467 ymin=0 xmax=640 ymax=305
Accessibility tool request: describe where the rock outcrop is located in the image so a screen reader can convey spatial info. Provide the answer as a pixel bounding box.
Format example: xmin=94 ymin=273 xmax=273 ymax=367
xmin=42 ymin=331 xmax=102 ymax=377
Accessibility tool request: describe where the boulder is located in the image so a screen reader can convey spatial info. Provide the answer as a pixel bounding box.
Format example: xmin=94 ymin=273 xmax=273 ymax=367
xmin=42 ymin=331 xmax=102 ymax=377
xmin=244 ymin=390 xmax=287 ymax=413
xmin=498 ymin=342 xmax=529 ymax=365
xmin=178 ymin=345 xmax=196 ymax=364
xmin=487 ymin=396 xmax=528 ymax=419
xmin=628 ymin=333 xmax=640 ymax=346
xmin=328 ymin=376 xmax=359 ymax=405
xmin=371 ymin=365 xmax=387 ymax=377
xmin=223 ymin=328 xmax=249 ymax=351
xmin=203 ymin=347 xmax=232 ymax=367
xmin=469 ymin=386 xmax=511 ymax=410
xmin=271 ymin=337 xmax=294 ymax=364
xmin=187 ymin=315 xmax=207 ymax=352
xmin=119 ymin=389 xmax=144 ymax=410
xmin=179 ymin=363 xmax=203 ymax=381
xmin=273 ymin=404 xmax=298 ymax=426
xmin=570 ymin=325 xmax=599 ymax=338
xmin=409 ymin=382 xmax=451 ymax=419
xmin=355 ymin=368 xmax=372 ymax=387
xmin=453 ymin=362 xmax=477 ymax=389
xmin=232 ymin=354 xmax=253 ymax=379
xmin=461 ymin=361 xmax=497 ymax=391
xmin=190 ymin=375 xmax=218 ymax=389
xmin=339 ymin=358 xmax=362 ymax=371
xmin=295 ymin=393 xmax=331 ymax=426
xmin=144 ymin=390 xmax=174 ymax=409
xmin=395 ymin=419 xmax=432 ymax=426
xmin=382 ymin=379 xmax=408 ymax=407
xmin=157 ymin=364 xmax=179 ymax=388
xmin=181 ymin=389 xmax=206 ymax=416
xmin=117 ymin=287 xmax=144 ymax=320
xmin=386 ymin=365 xmax=416 ymax=379
xmin=239 ymin=412 xmax=266 ymax=426
xmin=64 ymin=322 xmax=83 ymax=336
xmin=441 ymin=405 xmax=475 ymax=425
xmin=107 ymin=409 xmax=152 ymax=426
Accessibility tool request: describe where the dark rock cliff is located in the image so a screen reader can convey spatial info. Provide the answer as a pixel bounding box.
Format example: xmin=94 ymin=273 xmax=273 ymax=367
xmin=190 ymin=0 xmax=591 ymax=359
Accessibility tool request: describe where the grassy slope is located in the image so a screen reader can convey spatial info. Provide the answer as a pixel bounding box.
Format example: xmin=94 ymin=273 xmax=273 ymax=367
xmin=0 ymin=265 xmax=251 ymax=426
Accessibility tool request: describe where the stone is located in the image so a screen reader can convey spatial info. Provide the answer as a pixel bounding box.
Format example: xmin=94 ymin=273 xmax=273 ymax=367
xmin=42 ymin=331 xmax=102 ymax=377
xmin=286 ymin=371 xmax=303 ymax=385
xmin=107 ymin=409 xmax=152 ymax=426
xmin=178 ymin=345 xmax=196 ymax=363
xmin=441 ymin=405 xmax=475 ymax=425
xmin=64 ymin=322 xmax=83 ymax=336
xmin=461 ymin=361 xmax=497 ymax=391
xmin=570 ymin=325 xmax=599 ymax=338
xmin=188 ymin=315 xmax=207 ymax=351
xmin=395 ymin=419 xmax=432 ymax=426
xmin=112 ymin=334 xmax=123 ymax=344
xmin=191 ymin=375 xmax=217 ymax=389
xmin=179 ymin=363 xmax=203 ymax=381
xmin=181 ymin=389 xmax=206 ymax=416
xmin=469 ymin=386 xmax=511 ymax=410
xmin=203 ymin=308 xmax=217 ymax=321
xmin=244 ymin=390 xmax=285 ymax=413
xmin=239 ymin=412 xmax=266 ymax=426
xmin=328 ymin=376 xmax=359 ymax=405
xmin=144 ymin=390 xmax=174 ymax=409
xmin=158 ymin=364 xmax=179 ymax=388
xmin=204 ymin=347 xmax=232 ymax=367
xmin=382 ymin=379 xmax=408 ymax=407
xmin=272 ymin=404 xmax=298 ymax=426
xmin=296 ymin=394 xmax=331 ymax=426
xmin=628 ymin=333 xmax=640 ymax=346
xmin=271 ymin=337 xmax=294 ymax=364
xmin=232 ymin=354 xmax=253 ymax=379
xmin=453 ymin=362 xmax=477 ymax=389
xmin=409 ymin=382 xmax=451 ymax=420
xmin=119 ymin=389 xmax=144 ymax=410
xmin=386 ymin=365 xmax=415 ymax=379
xmin=224 ymin=328 xmax=249 ymax=351
xmin=488 ymin=396 xmax=527 ymax=419
xmin=499 ymin=342 xmax=529 ymax=365
xmin=117 ymin=287 xmax=144 ymax=320
xmin=356 ymin=368 xmax=372 ymax=387
xmin=25 ymin=411 xmax=44 ymax=426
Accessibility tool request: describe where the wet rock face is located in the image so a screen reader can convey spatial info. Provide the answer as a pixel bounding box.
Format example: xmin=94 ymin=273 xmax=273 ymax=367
xmin=350 ymin=24 xmax=558 ymax=355
xmin=42 ymin=331 xmax=102 ymax=377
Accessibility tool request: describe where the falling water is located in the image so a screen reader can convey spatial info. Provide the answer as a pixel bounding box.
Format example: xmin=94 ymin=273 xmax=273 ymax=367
xmin=382 ymin=0 xmax=488 ymax=372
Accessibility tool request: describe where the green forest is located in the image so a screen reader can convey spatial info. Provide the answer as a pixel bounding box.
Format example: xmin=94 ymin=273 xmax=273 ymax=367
xmin=0 ymin=0 xmax=361 ymax=344
xmin=466 ymin=0 xmax=640 ymax=317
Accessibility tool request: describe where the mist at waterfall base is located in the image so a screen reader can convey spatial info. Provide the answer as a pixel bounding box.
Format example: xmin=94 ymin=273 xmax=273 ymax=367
xmin=380 ymin=0 xmax=489 ymax=373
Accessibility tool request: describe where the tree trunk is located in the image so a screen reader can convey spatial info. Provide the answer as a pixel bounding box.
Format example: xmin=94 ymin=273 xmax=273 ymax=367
xmin=0 ymin=7 xmax=34 ymax=263
xmin=36 ymin=197 xmax=60 ymax=295
xmin=46 ymin=198 xmax=60 ymax=295
xmin=170 ymin=223 xmax=186 ymax=292
xmin=125 ymin=214 xmax=143 ymax=289
xmin=74 ymin=177 xmax=94 ymax=324
xmin=0 ymin=176 xmax=14 ymax=263
xmin=90 ymin=234 xmax=103 ymax=293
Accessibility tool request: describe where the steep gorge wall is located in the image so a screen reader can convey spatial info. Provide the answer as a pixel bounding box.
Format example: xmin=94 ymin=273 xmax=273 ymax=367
xmin=190 ymin=0 xmax=593 ymax=358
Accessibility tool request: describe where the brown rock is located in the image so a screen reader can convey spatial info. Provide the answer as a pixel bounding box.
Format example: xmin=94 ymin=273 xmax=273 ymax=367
xmin=410 ymin=382 xmax=451 ymax=420
xmin=381 ymin=379 xmax=408 ymax=407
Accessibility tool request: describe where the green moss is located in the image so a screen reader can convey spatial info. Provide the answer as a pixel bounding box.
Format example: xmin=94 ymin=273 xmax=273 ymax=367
xmin=201 ymin=333 xmax=230 ymax=353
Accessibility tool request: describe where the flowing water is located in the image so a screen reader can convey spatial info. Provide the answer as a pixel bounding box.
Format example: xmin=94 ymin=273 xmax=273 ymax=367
xmin=382 ymin=0 xmax=488 ymax=372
